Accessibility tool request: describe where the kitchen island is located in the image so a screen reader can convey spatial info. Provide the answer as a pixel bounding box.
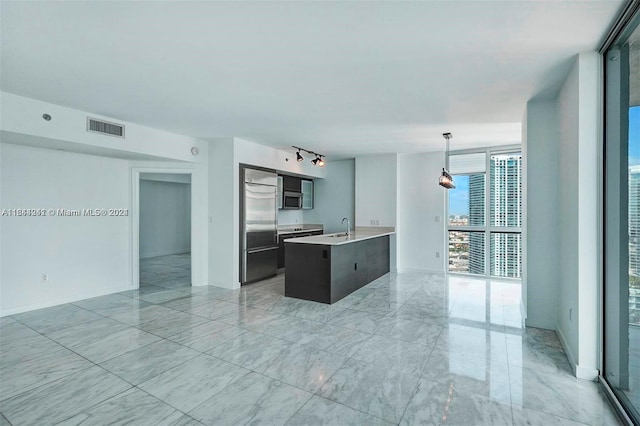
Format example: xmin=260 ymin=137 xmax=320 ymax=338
xmin=284 ymin=227 xmax=394 ymax=304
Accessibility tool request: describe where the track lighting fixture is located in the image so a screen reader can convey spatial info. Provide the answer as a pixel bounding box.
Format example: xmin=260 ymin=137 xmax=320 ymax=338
xmin=439 ymin=133 xmax=455 ymax=189
xmin=292 ymin=146 xmax=326 ymax=167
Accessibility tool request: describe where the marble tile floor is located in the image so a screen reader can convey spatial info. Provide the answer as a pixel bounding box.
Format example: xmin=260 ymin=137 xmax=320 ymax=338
xmin=139 ymin=253 xmax=192 ymax=291
xmin=0 ymin=272 xmax=622 ymax=425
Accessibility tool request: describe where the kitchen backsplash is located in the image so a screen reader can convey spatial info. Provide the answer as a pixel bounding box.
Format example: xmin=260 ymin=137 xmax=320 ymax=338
xmin=278 ymin=209 xmax=304 ymax=225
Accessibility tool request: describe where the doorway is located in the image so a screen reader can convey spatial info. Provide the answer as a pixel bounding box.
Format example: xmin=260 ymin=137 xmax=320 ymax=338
xmin=138 ymin=173 xmax=192 ymax=290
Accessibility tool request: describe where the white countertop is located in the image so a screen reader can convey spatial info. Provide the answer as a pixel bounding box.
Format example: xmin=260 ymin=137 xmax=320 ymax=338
xmin=284 ymin=227 xmax=395 ymax=246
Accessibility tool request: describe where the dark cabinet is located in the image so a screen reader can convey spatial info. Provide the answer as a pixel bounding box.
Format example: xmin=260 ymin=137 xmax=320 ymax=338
xmin=285 ymin=235 xmax=390 ymax=304
xmin=282 ymin=175 xmax=302 ymax=192
xmin=366 ymin=236 xmax=390 ymax=282
xmin=277 ymin=230 xmax=323 ymax=268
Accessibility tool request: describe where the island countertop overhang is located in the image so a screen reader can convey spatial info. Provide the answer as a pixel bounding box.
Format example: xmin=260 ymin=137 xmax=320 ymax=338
xmin=284 ymin=226 xmax=395 ymax=246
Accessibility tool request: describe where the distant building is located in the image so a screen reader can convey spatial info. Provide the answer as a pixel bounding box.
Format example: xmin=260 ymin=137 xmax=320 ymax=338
xmin=465 ymin=154 xmax=522 ymax=277
xmin=629 ymin=165 xmax=640 ymax=277
xmin=489 ymin=154 xmax=522 ymax=278
xmin=468 ymin=174 xmax=485 ymax=274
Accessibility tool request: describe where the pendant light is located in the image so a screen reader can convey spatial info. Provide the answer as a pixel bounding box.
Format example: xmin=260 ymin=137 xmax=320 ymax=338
xmin=439 ymin=133 xmax=455 ymax=189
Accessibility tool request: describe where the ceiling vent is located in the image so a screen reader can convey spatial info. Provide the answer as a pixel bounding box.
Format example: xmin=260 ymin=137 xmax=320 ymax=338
xmin=86 ymin=117 xmax=125 ymax=138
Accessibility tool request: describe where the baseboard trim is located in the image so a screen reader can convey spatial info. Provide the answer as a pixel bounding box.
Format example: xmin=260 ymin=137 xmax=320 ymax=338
xmin=397 ymin=267 xmax=445 ymax=275
xmin=555 ymin=322 xmax=599 ymax=381
xmin=140 ymin=250 xmax=191 ymax=260
xmin=209 ymin=280 xmax=240 ymax=290
xmin=1 ymin=284 xmax=134 ymax=317
xmin=555 ymin=323 xmax=578 ymax=376
xmin=576 ymin=365 xmax=599 ymax=381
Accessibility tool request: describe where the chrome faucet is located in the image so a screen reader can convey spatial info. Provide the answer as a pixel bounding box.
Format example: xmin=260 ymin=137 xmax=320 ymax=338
xmin=342 ymin=217 xmax=351 ymax=237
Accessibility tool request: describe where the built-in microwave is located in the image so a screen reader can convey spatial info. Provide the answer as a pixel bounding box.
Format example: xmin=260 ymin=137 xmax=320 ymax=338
xmin=283 ymin=191 xmax=302 ymax=209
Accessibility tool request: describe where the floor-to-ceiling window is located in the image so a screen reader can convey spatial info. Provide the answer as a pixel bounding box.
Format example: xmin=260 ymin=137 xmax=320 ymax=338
xmin=603 ymin=5 xmax=640 ymax=422
xmin=447 ymin=148 xmax=522 ymax=279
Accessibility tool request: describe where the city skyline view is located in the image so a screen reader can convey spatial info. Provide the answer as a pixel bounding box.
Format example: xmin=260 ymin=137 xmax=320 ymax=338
xmin=448 ymin=153 xmax=522 ymax=278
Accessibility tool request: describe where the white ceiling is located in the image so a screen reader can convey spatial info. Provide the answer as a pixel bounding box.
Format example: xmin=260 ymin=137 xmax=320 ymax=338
xmin=0 ymin=1 xmax=624 ymax=159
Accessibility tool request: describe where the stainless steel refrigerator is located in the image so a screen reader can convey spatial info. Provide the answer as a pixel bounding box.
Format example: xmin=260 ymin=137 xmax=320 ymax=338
xmin=241 ymin=167 xmax=278 ymax=284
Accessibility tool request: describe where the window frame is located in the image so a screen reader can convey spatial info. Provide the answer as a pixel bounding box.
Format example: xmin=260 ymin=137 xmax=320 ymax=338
xmin=446 ymin=145 xmax=523 ymax=279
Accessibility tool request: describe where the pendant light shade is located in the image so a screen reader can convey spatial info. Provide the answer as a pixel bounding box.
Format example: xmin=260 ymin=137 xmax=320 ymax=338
xmin=439 ymin=169 xmax=455 ymax=189
xmin=439 ymin=133 xmax=455 ymax=189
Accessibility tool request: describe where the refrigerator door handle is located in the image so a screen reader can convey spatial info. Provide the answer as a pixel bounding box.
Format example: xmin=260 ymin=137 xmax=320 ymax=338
xmin=247 ymin=246 xmax=279 ymax=254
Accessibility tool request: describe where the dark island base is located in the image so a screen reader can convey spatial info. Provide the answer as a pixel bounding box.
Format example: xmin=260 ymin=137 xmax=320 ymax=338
xmin=284 ymin=235 xmax=390 ymax=304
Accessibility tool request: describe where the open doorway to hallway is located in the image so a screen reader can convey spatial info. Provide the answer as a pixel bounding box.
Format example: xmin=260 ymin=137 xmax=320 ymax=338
xmin=139 ymin=173 xmax=192 ymax=291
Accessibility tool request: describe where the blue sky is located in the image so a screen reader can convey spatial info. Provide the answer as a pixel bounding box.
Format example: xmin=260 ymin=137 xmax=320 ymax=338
xmin=630 ymin=106 xmax=640 ymax=166
xmin=449 ymin=175 xmax=469 ymax=215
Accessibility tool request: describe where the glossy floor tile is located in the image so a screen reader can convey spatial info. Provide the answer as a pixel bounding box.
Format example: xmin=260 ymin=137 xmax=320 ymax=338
xmin=0 ymin=268 xmax=622 ymax=425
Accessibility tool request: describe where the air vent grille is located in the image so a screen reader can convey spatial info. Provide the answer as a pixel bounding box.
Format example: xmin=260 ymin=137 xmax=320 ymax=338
xmin=87 ymin=117 xmax=125 ymax=138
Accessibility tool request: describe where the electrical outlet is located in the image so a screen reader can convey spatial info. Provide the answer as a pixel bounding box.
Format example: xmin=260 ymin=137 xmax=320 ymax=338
xmin=569 ymin=308 xmax=572 ymax=321
xmin=436 ymin=251 xmax=440 ymax=258
xmin=42 ymin=274 xmax=49 ymax=282
xmin=435 ymin=216 xmax=440 ymax=223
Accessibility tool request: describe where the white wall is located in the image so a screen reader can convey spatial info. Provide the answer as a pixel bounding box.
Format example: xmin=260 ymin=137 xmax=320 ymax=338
xmin=355 ymin=155 xmax=398 ymax=227
xmin=524 ymin=52 xmax=600 ymax=380
xmin=396 ymin=153 xmax=446 ymax=273
xmin=1 ymin=92 xmax=206 ymax=162
xmin=0 ymin=144 xmax=131 ymax=315
xmin=208 ymin=138 xmax=236 ymax=289
xmin=523 ymin=100 xmax=560 ymax=330
xmin=304 ymin=159 xmax=356 ymax=233
xmin=139 ymin=179 xmax=191 ymax=259
xmin=0 ymin=94 xmax=211 ymax=316
xmin=355 ymin=154 xmax=399 ymax=271
xmin=557 ymin=57 xmax=581 ymax=365
xmin=575 ymin=52 xmax=600 ymax=378
xmin=278 ymin=209 xmax=304 ymax=226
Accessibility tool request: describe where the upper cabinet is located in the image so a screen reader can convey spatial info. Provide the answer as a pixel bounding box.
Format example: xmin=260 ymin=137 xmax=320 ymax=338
xmin=282 ymin=175 xmax=302 ymax=192
xmin=301 ymin=179 xmax=314 ymax=210
xmin=278 ymin=174 xmax=314 ymax=210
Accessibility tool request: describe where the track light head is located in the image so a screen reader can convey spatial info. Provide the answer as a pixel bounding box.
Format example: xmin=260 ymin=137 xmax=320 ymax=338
xmin=293 ymin=146 xmax=326 ymax=167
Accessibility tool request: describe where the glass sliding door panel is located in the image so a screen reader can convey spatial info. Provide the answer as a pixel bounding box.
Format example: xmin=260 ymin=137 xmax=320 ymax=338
xmin=604 ymin=11 xmax=640 ymax=422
